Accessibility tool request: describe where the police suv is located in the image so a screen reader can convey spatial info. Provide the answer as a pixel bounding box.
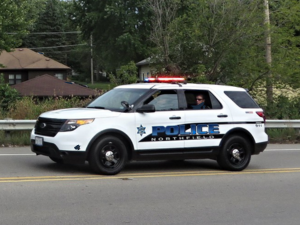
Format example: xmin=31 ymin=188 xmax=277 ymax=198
xmin=31 ymin=79 xmax=268 ymax=175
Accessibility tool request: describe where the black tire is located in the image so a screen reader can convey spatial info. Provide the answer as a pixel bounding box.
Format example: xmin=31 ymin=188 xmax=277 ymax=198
xmin=169 ymin=159 xmax=185 ymax=163
xmin=49 ymin=156 xmax=64 ymax=164
xmin=217 ymin=135 xmax=251 ymax=171
xmin=89 ymin=136 xmax=128 ymax=175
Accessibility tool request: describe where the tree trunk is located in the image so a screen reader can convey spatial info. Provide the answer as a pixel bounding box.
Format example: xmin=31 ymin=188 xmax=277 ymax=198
xmin=264 ymin=0 xmax=273 ymax=104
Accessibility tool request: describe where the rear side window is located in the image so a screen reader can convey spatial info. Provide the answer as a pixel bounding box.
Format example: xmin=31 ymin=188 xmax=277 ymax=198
xmin=224 ymin=91 xmax=259 ymax=108
xmin=184 ymin=90 xmax=222 ymax=110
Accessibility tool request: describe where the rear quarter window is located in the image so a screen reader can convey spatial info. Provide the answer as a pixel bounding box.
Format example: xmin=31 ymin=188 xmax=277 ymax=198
xmin=224 ymin=91 xmax=259 ymax=108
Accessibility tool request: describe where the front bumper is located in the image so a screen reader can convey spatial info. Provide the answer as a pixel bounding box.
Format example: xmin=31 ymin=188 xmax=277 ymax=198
xmin=31 ymin=140 xmax=87 ymax=164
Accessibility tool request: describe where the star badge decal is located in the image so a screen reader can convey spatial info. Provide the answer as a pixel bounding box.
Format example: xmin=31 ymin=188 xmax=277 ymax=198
xmin=137 ymin=125 xmax=146 ymax=136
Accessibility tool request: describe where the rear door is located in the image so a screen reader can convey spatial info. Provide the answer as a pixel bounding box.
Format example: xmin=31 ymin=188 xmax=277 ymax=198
xmin=182 ymin=89 xmax=233 ymax=150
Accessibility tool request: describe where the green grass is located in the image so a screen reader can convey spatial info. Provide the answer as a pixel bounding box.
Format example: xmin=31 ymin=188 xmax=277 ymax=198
xmin=72 ymin=81 xmax=112 ymax=91
xmin=266 ymin=128 xmax=300 ymax=143
xmin=86 ymin=82 xmax=112 ymax=90
xmin=0 ymin=131 xmax=31 ymax=146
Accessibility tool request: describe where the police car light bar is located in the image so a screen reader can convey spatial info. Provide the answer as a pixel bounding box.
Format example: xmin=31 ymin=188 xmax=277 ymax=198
xmin=144 ymin=77 xmax=185 ymax=83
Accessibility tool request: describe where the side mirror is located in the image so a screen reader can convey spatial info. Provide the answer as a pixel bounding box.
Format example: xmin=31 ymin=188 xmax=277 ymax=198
xmin=136 ymin=104 xmax=155 ymax=113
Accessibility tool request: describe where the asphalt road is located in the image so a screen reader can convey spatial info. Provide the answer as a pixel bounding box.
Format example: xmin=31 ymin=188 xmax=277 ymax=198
xmin=0 ymin=144 xmax=300 ymax=225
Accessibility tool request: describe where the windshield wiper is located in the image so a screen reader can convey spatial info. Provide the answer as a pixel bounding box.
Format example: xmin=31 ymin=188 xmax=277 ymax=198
xmin=87 ymin=106 xmax=106 ymax=109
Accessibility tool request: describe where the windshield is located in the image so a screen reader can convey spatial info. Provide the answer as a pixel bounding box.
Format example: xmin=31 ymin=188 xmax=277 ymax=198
xmin=87 ymin=88 xmax=148 ymax=112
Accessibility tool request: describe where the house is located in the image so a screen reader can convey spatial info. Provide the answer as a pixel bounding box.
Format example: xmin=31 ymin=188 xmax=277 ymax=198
xmin=136 ymin=58 xmax=154 ymax=81
xmin=136 ymin=58 xmax=184 ymax=81
xmin=11 ymin=74 xmax=98 ymax=97
xmin=0 ymin=48 xmax=71 ymax=85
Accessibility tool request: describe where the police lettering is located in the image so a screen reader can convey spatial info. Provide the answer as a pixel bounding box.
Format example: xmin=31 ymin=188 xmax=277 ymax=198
xmin=152 ymin=124 xmax=219 ymax=136
xmin=150 ymin=135 xmax=216 ymax=141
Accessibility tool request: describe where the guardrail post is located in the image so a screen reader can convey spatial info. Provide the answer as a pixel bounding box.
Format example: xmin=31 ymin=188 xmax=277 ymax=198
xmin=3 ymin=118 xmax=12 ymax=140
xmin=5 ymin=131 xmax=11 ymax=139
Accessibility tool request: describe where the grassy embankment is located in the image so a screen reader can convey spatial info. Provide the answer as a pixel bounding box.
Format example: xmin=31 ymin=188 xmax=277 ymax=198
xmin=0 ymin=94 xmax=97 ymax=146
xmin=0 ymin=82 xmax=111 ymax=146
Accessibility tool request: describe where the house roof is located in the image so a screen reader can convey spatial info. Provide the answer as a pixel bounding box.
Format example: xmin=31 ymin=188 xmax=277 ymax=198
xmin=136 ymin=58 xmax=151 ymax=66
xmin=11 ymin=74 xmax=98 ymax=97
xmin=0 ymin=48 xmax=70 ymax=70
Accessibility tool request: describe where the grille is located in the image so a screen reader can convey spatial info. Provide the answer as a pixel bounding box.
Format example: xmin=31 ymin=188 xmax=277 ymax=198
xmin=35 ymin=117 xmax=67 ymax=137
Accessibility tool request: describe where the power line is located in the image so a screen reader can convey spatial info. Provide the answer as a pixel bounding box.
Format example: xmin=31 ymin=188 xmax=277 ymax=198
xmin=40 ymin=50 xmax=76 ymax=53
xmin=7 ymin=31 xmax=81 ymax=35
xmin=29 ymin=44 xmax=87 ymax=49
xmin=27 ymin=31 xmax=81 ymax=35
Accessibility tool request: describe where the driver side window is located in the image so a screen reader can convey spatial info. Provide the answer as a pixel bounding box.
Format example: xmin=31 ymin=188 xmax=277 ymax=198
xmin=144 ymin=90 xmax=179 ymax=111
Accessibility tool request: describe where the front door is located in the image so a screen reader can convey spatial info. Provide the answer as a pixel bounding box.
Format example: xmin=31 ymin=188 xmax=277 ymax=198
xmin=135 ymin=90 xmax=185 ymax=151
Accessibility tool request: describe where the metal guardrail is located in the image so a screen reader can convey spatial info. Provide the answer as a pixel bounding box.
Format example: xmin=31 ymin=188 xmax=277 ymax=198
xmin=0 ymin=119 xmax=36 ymax=131
xmin=265 ymin=120 xmax=300 ymax=128
xmin=0 ymin=119 xmax=36 ymax=138
xmin=1 ymin=119 xmax=300 ymax=131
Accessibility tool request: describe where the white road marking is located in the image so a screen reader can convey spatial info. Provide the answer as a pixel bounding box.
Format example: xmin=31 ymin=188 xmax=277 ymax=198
xmin=265 ymin=149 xmax=300 ymax=151
xmin=0 ymin=154 xmax=35 ymax=156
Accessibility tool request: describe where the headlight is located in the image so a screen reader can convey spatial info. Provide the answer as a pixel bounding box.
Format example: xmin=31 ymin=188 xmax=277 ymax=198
xmin=60 ymin=119 xmax=94 ymax=132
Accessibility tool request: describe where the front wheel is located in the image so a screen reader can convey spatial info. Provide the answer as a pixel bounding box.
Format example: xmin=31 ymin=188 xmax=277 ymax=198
xmin=49 ymin=156 xmax=64 ymax=164
xmin=217 ymin=136 xmax=251 ymax=171
xmin=89 ymin=136 xmax=128 ymax=175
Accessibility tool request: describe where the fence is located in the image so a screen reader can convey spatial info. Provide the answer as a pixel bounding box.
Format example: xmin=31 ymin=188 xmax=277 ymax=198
xmin=0 ymin=119 xmax=36 ymax=138
xmin=1 ymin=119 xmax=300 ymax=133
xmin=265 ymin=120 xmax=300 ymax=128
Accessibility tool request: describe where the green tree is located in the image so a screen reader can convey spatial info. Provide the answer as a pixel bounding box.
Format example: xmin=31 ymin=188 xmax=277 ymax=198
xmin=22 ymin=0 xmax=86 ymax=72
xmin=0 ymin=0 xmax=32 ymax=53
xmin=147 ymin=0 xmax=180 ymax=70
xmin=21 ymin=0 xmax=47 ymax=50
xmin=22 ymin=0 xmax=67 ymax=64
xmin=152 ymin=0 xmax=267 ymax=85
xmin=148 ymin=0 xmax=300 ymax=102
xmin=269 ymin=0 xmax=300 ymax=89
xmin=73 ymin=0 xmax=153 ymax=72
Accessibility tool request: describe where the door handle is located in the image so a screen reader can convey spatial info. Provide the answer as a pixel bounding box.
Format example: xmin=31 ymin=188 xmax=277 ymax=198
xmin=169 ymin=116 xmax=181 ymax=120
xmin=217 ymin=114 xmax=228 ymax=118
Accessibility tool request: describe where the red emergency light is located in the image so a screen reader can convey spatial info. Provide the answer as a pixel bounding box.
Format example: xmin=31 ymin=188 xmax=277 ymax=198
xmin=144 ymin=77 xmax=185 ymax=83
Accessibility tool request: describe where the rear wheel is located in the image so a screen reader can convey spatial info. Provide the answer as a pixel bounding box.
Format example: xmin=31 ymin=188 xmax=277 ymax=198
xmin=217 ymin=135 xmax=251 ymax=171
xmin=89 ymin=136 xmax=128 ymax=175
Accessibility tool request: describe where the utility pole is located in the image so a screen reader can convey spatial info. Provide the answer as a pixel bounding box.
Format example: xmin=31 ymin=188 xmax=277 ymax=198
xmin=264 ymin=0 xmax=272 ymax=103
xmin=90 ymin=34 xmax=94 ymax=85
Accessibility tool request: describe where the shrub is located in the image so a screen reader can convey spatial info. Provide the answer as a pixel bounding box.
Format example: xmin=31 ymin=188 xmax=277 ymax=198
xmin=1 ymin=96 xmax=94 ymax=119
xmin=109 ymin=61 xmax=138 ymax=87
xmin=0 ymin=73 xmax=20 ymax=111
xmin=260 ymin=95 xmax=300 ymax=119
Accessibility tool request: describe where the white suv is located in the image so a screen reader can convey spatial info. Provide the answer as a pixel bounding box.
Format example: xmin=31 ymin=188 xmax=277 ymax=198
xmin=31 ymin=82 xmax=268 ymax=175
